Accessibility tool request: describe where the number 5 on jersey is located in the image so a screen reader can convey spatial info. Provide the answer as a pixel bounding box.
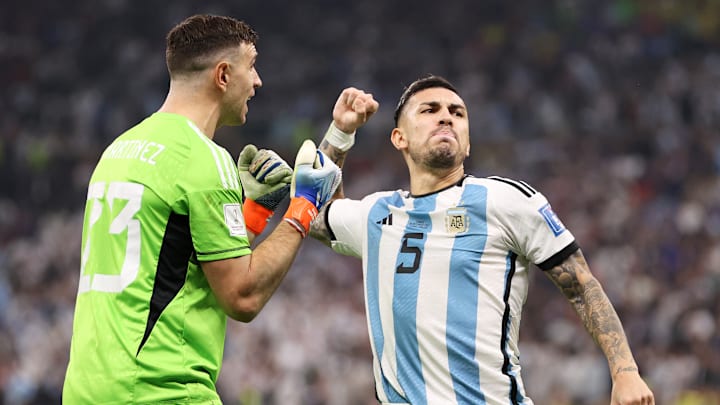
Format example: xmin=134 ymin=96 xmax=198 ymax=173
xmin=79 ymin=181 xmax=144 ymax=294
xmin=396 ymin=232 xmax=425 ymax=274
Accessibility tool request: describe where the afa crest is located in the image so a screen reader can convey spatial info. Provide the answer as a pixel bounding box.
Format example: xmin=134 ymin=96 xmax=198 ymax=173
xmin=445 ymin=207 xmax=468 ymax=234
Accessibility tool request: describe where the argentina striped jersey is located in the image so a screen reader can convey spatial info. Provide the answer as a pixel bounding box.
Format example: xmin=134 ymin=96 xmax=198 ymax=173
xmin=327 ymin=175 xmax=578 ymax=405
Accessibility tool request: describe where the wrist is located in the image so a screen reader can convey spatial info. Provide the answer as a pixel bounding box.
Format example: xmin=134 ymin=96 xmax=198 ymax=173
xmin=242 ymin=199 xmax=274 ymax=235
xmin=323 ymin=122 xmax=355 ymax=152
xmin=282 ymin=197 xmax=319 ymax=238
xmin=612 ymin=365 xmax=639 ymax=380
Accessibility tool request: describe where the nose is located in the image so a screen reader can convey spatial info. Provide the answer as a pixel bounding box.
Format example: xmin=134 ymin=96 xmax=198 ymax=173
xmin=438 ymin=108 xmax=453 ymax=126
xmin=254 ymin=70 xmax=263 ymax=89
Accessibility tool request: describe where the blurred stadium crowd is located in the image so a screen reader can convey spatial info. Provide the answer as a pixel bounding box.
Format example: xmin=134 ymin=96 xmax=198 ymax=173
xmin=1 ymin=0 xmax=720 ymax=404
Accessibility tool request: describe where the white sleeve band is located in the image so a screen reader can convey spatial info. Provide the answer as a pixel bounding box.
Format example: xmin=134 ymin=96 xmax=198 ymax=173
xmin=322 ymin=122 xmax=356 ymax=152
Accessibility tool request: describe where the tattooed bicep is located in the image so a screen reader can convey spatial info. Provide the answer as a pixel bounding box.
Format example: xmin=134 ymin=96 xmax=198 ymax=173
xmin=544 ymin=249 xmax=592 ymax=301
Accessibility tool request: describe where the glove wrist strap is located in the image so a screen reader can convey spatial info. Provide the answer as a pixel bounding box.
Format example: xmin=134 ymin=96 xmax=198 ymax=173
xmin=242 ymin=199 xmax=274 ymax=235
xmin=322 ymin=122 xmax=355 ymax=152
xmin=282 ymin=197 xmax=319 ymax=238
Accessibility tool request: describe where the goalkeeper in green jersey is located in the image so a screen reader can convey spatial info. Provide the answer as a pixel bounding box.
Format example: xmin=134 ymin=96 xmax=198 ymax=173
xmin=63 ymin=14 xmax=377 ymax=404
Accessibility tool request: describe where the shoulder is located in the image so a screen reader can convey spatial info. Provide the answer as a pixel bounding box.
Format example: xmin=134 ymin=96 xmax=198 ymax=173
xmin=142 ymin=113 xmax=231 ymax=161
xmin=173 ymin=119 xmax=239 ymax=191
xmin=464 ymin=175 xmax=553 ymax=219
xmin=361 ymin=189 xmax=405 ymax=203
xmin=145 ymin=113 xmax=239 ymax=192
xmin=331 ymin=189 xmax=405 ymax=215
xmin=469 ymin=175 xmax=540 ymax=199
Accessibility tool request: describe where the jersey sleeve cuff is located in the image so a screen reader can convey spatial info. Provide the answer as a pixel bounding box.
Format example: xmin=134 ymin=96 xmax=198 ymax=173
xmin=324 ymin=200 xmax=337 ymax=241
xmin=196 ymin=246 xmax=252 ymax=262
xmin=537 ymin=241 xmax=580 ymax=271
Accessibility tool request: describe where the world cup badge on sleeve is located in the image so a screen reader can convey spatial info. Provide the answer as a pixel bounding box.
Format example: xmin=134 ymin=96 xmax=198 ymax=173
xmin=224 ymin=203 xmax=247 ymax=236
xmin=445 ymin=207 xmax=468 ymax=234
xmin=539 ymin=203 xmax=566 ymax=236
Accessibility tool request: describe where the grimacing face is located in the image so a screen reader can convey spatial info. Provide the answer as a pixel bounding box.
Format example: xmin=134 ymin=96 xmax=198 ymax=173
xmin=222 ymin=42 xmax=262 ymax=126
xmin=394 ymin=87 xmax=470 ymax=170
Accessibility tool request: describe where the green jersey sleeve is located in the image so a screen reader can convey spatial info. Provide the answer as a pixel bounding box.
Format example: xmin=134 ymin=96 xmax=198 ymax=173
xmin=186 ymin=188 xmax=251 ymax=261
xmin=171 ymin=118 xmax=252 ymax=260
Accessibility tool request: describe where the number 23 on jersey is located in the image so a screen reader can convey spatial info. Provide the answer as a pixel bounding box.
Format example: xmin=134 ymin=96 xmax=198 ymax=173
xmin=79 ymin=181 xmax=144 ymax=294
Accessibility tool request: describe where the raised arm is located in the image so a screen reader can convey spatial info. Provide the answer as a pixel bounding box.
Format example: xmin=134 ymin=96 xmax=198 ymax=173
xmin=311 ymin=87 xmax=379 ymax=245
xmin=545 ymin=249 xmax=654 ymax=405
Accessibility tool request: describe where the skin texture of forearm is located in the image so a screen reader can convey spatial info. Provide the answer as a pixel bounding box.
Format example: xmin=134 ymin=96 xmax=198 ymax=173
xmin=545 ymin=249 xmax=638 ymax=379
xmin=244 ymin=222 xmax=303 ymax=305
xmin=202 ymin=221 xmax=303 ymax=322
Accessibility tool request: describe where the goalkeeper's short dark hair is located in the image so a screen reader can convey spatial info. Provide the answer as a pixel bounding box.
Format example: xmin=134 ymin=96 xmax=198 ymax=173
xmin=166 ymin=14 xmax=258 ymax=77
xmin=394 ymin=75 xmax=460 ymax=126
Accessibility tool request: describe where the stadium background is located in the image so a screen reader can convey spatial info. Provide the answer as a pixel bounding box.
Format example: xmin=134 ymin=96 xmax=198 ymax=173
xmin=1 ymin=0 xmax=719 ymax=403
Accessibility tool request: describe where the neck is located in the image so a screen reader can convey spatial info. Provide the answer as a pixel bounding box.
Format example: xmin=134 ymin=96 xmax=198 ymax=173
xmin=158 ymin=81 xmax=221 ymax=139
xmin=408 ymin=164 xmax=465 ymax=196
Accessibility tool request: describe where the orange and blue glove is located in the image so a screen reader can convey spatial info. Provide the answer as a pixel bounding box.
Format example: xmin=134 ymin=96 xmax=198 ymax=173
xmin=283 ymin=140 xmax=341 ymax=238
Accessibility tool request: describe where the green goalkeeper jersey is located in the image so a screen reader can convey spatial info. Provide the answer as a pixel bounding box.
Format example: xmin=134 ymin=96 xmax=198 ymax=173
xmin=63 ymin=112 xmax=251 ymax=404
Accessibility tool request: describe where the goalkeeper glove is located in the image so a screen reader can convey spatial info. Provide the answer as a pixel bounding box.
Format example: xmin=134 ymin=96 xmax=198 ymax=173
xmin=283 ymin=139 xmax=342 ymax=238
xmin=237 ymin=144 xmax=293 ymax=235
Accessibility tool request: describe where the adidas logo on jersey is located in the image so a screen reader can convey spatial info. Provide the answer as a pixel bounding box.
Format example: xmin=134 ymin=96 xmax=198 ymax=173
xmin=376 ymin=213 xmax=393 ymax=225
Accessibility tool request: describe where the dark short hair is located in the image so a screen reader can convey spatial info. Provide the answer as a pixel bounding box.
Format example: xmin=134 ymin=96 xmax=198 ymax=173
xmin=393 ymin=75 xmax=460 ymax=125
xmin=166 ymin=14 xmax=258 ymax=76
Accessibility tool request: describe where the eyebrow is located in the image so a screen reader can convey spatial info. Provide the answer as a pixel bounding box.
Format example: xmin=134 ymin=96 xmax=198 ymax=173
xmin=418 ymin=101 xmax=466 ymax=111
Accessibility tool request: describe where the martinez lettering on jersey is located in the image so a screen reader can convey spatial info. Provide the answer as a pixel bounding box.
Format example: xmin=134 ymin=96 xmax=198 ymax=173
xmin=104 ymin=140 xmax=166 ymax=165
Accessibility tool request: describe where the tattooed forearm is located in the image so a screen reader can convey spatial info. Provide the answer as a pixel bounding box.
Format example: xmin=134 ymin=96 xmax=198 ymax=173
xmin=319 ymin=139 xmax=348 ymax=168
xmin=319 ymin=139 xmax=348 ymax=198
xmin=309 ymin=140 xmax=349 ymax=245
xmin=545 ymin=250 xmax=637 ymax=376
xmin=615 ymin=366 xmax=639 ymax=375
xmin=309 ymin=204 xmax=332 ymax=246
